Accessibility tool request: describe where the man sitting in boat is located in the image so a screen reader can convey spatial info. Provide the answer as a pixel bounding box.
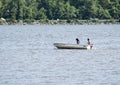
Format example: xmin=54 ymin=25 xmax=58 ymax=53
xmin=87 ymin=38 xmax=93 ymax=49
xmin=76 ymin=38 xmax=80 ymax=44
xmin=87 ymin=38 xmax=90 ymax=45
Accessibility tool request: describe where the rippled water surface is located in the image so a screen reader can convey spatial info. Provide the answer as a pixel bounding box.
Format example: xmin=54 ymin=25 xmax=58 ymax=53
xmin=0 ymin=24 xmax=120 ymax=85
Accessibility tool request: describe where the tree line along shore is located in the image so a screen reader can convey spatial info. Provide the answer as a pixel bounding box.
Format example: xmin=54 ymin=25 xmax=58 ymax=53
xmin=0 ymin=18 xmax=120 ymax=25
xmin=0 ymin=0 xmax=120 ymax=25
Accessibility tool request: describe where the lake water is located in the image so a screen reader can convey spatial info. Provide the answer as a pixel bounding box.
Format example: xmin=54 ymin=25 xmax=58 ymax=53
xmin=0 ymin=24 xmax=120 ymax=85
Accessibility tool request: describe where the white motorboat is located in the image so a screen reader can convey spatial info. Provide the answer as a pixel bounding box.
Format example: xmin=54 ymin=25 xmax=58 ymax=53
xmin=54 ymin=43 xmax=92 ymax=50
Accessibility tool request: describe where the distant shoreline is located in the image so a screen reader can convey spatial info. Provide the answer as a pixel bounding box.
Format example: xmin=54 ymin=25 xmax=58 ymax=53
xmin=0 ymin=19 xmax=120 ymax=25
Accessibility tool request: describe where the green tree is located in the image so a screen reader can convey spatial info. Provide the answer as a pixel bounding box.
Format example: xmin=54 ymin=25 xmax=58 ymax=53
xmin=98 ymin=0 xmax=111 ymax=8
xmin=97 ymin=5 xmax=111 ymax=19
xmin=0 ymin=0 xmax=11 ymax=19
xmin=109 ymin=0 xmax=120 ymax=19
xmin=40 ymin=0 xmax=57 ymax=19
xmin=54 ymin=1 xmax=76 ymax=19
xmin=23 ymin=0 xmax=38 ymax=20
xmin=76 ymin=0 xmax=98 ymax=19
xmin=63 ymin=1 xmax=76 ymax=19
xmin=16 ymin=0 xmax=26 ymax=20
xmin=0 ymin=1 xmax=2 ymax=8
xmin=53 ymin=1 xmax=65 ymax=19
xmin=0 ymin=1 xmax=2 ymax=17
xmin=8 ymin=0 xmax=18 ymax=20
xmin=37 ymin=7 xmax=47 ymax=20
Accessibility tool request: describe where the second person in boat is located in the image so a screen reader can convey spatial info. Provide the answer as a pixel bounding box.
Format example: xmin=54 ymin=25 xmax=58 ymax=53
xmin=87 ymin=38 xmax=93 ymax=49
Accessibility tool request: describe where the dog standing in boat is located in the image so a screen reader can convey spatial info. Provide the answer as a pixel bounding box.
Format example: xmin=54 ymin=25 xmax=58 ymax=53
xmin=76 ymin=38 xmax=80 ymax=44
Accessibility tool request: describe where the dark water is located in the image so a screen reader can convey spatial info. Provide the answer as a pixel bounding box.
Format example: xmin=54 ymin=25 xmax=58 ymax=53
xmin=0 ymin=24 xmax=120 ymax=85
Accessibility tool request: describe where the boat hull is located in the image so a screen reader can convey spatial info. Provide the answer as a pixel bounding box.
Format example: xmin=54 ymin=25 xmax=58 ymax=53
xmin=54 ymin=43 xmax=91 ymax=50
